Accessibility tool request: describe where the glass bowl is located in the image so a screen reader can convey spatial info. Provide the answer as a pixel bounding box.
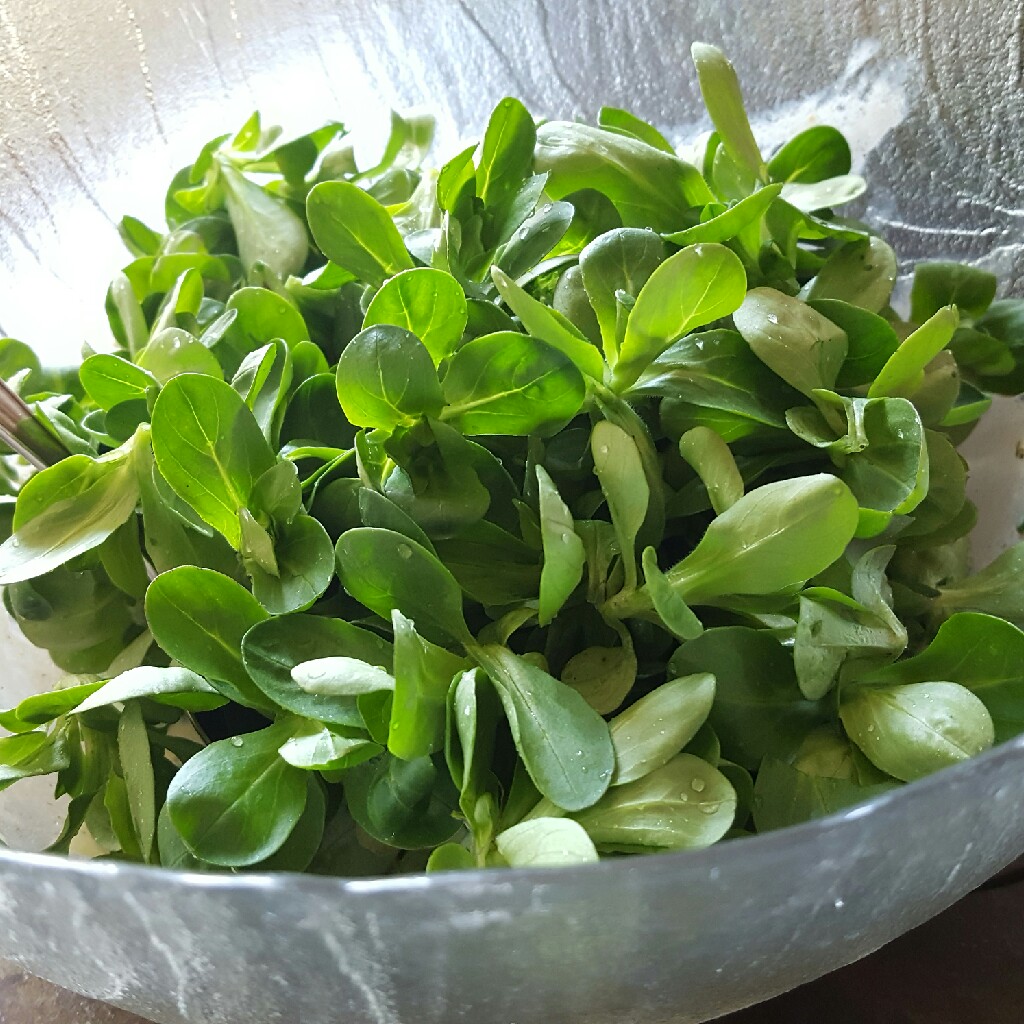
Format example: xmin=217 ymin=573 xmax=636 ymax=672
xmin=1 ymin=1 xmax=1023 ymax=1021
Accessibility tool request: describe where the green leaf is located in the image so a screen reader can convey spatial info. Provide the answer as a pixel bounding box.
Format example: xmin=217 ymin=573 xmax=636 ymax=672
xmin=608 ymin=674 xmax=716 ymax=785
xmin=388 ymin=610 xmax=469 ymax=761
xmin=780 ymin=175 xmax=866 ymax=213
xmin=662 ymin=185 xmax=783 ymax=247
xmin=492 ymin=199 xmax=574 ymax=281
xmin=138 ymin=328 xmax=224 ymax=385
xmin=472 ymin=643 xmax=614 ymax=811
xmin=794 ymin=588 xmax=906 ymax=700
xmin=633 ymin=475 xmax=858 ymax=610
xmin=752 ymin=749 xmax=896 ymax=833
xmin=249 ymin=513 xmax=335 ymax=615
xmin=477 ymin=97 xmax=536 ymax=212
xmin=636 ymin=329 xmax=798 ymax=440
xmin=151 ymin=375 xmax=275 ymax=547
xmin=446 ymin=667 xmax=502 ymax=838
xmin=0 ymin=731 xmax=70 ymax=791
xmin=292 ymin=657 xmax=396 ymax=696
xmin=534 ymin=121 xmax=714 ymax=231
xmin=166 ymin=720 xmax=308 ymax=867
xmin=441 ymin=331 xmax=586 ymax=436
xmin=806 ymin=299 xmax=900 ymax=388
xmin=335 ymin=325 xmax=443 ymax=430
xmin=560 ymin=638 xmax=637 ymax=715
xmin=677 ymin=426 xmax=743 ymax=514
xmin=362 ymin=268 xmax=468 ymax=365
xmin=242 ymin=612 xmax=391 ymax=727
xmin=868 ymin=306 xmax=960 ymax=399
xmin=573 ymin=753 xmax=736 ymax=851
xmin=934 ymin=543 xmax=1024 ymax=628
xmin=343 ymin=752 xmax=459 ymax=849
xmin=640 ymin=547 xmax=703 ymax=641
xmin=535 ymin=466 xmax=585 ymax=626
xmin=0 ymin=431 xmax=145 ymax=586
xmin=669 ymin=627 xmax=825 ymax=768
xmin=612 ymin=242 xmax=747 ymax=389
xmin=73 ymin=666 xmax=225 ymax=715
xmin=911 ymin=261 xmax=997 ymax=323
xmin=220 ymin=163 xmax=308 ymax=280
xmin=734 ymin=287 xmax=848 ymax=397
xmin=80 ymin=355 xmax=158 ymax=411
xmin=690 ymin=43 xmax=765 ymax=181
xmin=256 ymin=775 xmax=327 ymax=872
xmin=231 ymin=340 xmax=292 ymax=441
xmin=863 ymin=612 xmax=1024 ymax=743
xmin=840 ymin=681 xmax=994 ymax=782
xmin=579 ymin=227 xmax=665 ymax=361
xmin=427 ymin=842 xmax=476 ymax=872
xmin=804 ymin=237 xmax=897 ymax=314
xmin=306 ymin=180 xmax=415 ymax=286
xmin=278 ymin=722 xmax=380 ymax=771
xmin=117 ymin=701 xmax=156 ymax=862
xmin=489 ymin=267 xmax=606 ymax=380
xmin=591 ymin=420 xmax=649 ymax=591
xmin=767 ymin=126 xmax=851 ymax=183
xmin=145 ymin=566 xmax=274 ymax=712
xmin=3 ymin=682 xmax=105 ymax=728
xmin=336 ymin=527 xmax=470 ymax=645
xmin=495 ymin=817 xmax=598 ymax=867
xmin=816 ymin=395 xmax=929 ymax=517
xmin=223 ymin=286 xmax=310 ymax=367
xmin=598 ymin=107 xmax=674 ymax=153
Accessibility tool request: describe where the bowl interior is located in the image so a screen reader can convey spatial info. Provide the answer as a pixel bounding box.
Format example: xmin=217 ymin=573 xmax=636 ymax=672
xmin=2 ymin=2 xmax=1024 ymax=1022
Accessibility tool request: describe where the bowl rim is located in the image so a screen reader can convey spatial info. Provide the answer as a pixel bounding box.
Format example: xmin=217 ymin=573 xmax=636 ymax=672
xmin=3 ymin=729 xmax=1023 ymax=898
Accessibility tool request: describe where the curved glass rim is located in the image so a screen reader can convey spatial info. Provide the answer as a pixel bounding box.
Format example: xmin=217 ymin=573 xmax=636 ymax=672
xmin=3 ymin=730 xmax=1022 ymax=897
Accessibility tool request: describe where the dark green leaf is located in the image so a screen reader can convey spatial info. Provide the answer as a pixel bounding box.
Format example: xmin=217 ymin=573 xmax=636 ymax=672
xmin=471 ymin=643 xmax=614 ymax=811
xmin=145 ymin=566 xmax=274 ymax=712
xmin=242 ymin=612 xmax=390 ymax=727
xmin=911 ymin=262 xmax=997 ymax=323
xmin=767 ymin=126 xmax=851 ymax=183
xmin=166 ymin=720 xmax=308 ymax=867
xmin=336 ymin=527 xmax=471 ymax=645
xmin=151 ymin=375 xmax=275 ymax=547
xmin=343 ymin=752 xmax=459 ymax=849
xmin=249 ymin=513 xmax=335 ymax=615
xmin=669 ymin=627 xmax=824 ymax=769
xmin=441 ymin=331 xmax=586 ymax=436
xmin=335 ymin=325 xmax=443 ymax=430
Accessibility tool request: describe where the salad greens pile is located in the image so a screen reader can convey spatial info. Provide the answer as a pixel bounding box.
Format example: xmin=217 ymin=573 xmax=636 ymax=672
xmin=1 ymin=42 xmax=1023 ymax=875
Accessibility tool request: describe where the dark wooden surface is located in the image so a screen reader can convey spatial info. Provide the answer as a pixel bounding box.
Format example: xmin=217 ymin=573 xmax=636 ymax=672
xmin=2 ymin=864 xmax=1022 ymax=1023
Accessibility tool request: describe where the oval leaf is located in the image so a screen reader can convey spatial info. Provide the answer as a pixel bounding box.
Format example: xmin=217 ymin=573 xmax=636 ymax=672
xmin=613 ymin=242 xmax=747 ymax=389
xmin=442 ymin=331 xmax=586 ymax=436
xmin=166 ymin=721 xmax=308 ymax=867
